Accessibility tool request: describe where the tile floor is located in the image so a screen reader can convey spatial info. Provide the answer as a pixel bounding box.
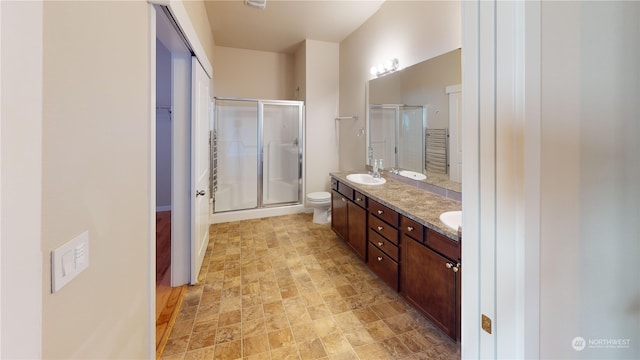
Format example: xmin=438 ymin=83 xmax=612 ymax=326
xmin=161 ymin=213 xmax=460 ymax=360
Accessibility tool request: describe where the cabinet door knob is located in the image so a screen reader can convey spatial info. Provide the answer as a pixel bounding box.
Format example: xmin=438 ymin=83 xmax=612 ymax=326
xmin=356 ymin=197 xmax=362 ymax=201
xmin=407 ymin=226 xmax=414 ymax=232
xmin=377 ymin=226 xmax=383 ymax=231
xmin=445 ymin=262 xmax=453 ymax=269
xmin=377 ymin=210 xmax=384 ymax=214
xmin=341 ymin=197 xmax=346 ymax=202
xmin=452 ymin=266 xmax=459 ymax=273
xmin=377 ymin=241 xmax=384 ymax=246
xmin=377 ymin=256 xmax=383 ymax=261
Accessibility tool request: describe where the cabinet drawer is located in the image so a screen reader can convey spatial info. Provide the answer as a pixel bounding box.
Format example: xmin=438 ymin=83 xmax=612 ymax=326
xmin=369 ymin=229 xmax=399 ymax=261
xmin=368 ymin=199 xmax=398 ymax=227
xmin=401 ymin=216 xmax=424 ymax=242
xmin=368 ymin=214 xmax=398 ymax=245
xmin=337 ymin=182 xmax=354 ymax=200
xmin=425 ymin=229 xmax=461 ymax=262
xmin=353 ymin=191 xmax=367 ymax=209
xmin=368 ymin=242 xmax=399 ymax=291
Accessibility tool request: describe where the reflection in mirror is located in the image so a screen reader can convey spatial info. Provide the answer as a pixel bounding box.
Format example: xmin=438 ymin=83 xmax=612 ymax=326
xmin=369 ymin=105 xmax=425 ymax=173
xmin=367 ymin=48 xmax=461 ymax=191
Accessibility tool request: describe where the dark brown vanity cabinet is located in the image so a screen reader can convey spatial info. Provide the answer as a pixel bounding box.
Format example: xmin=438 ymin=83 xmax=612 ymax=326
xmin=347 ymin=201 xmax=367 ymax=261
xmin=331 ymin=179 xmax=367 ymax=261
xmin=367 ymin=199 xmax=400 ymax=290
xmin=401 ymin=215 xmax=461 ymax=340
xmin=331 ymin=190 xmax=348 ymax=240
xmin=330 ymin=176 xmax=461 ymax=341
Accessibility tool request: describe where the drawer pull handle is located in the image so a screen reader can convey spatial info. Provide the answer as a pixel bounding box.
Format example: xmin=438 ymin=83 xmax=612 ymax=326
xmin=377 ymin=241 xmax=384 ymax=246
xmin=356 ymin=197 xmax=362 ymax=201
xmin=377 ymin=210 xmax=384 ymax=215
xmin=377 ymin=256 xmax=383 ymax=261
xmin=341 ymin=197 xmax=346 ymax=202
xmin=446 ymin=262 xmax=461 ymax=272
xmin=377 ymin=226 xmax=383 ymax=231
xmin=407 ymin=226 xmax=414 ymax=232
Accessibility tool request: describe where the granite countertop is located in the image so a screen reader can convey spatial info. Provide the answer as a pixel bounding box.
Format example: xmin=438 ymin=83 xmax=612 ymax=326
xmin=330 ymin=171 xmax=462 ymax=241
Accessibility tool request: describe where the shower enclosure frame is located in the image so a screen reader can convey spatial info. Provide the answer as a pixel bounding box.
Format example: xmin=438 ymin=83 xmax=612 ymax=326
xmin=213 ymin=97 xmax=305 ymax=213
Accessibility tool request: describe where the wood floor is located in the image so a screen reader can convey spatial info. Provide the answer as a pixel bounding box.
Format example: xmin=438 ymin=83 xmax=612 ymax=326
xmin=156 ymin=211 xmax=186 ymax=359
xmin=157 ymin=211 xmax=172 ymax=282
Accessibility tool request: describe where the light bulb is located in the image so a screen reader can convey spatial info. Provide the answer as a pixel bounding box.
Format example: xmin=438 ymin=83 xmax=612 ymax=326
xmin=370 ymin=66 xmax=378 ymax=76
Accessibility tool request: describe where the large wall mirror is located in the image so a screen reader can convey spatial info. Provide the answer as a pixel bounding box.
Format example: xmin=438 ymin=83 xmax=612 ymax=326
xmin=367 ymin=48 xmax=461 ymax=192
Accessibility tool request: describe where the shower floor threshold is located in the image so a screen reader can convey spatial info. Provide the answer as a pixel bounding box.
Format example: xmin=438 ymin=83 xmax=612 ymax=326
xmin=210 ymin=204 xmax=309 ymax=224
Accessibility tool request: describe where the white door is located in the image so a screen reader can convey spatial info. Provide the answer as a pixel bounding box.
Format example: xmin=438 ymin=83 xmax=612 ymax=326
xmin=190 ymin=57 xmax=211 ymax=284
xmin=447 ymin=85 xmax=462 ymax=183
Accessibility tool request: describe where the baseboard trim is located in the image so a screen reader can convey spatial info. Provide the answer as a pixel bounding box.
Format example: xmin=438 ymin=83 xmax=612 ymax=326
xmin=156 ymin=205 xmax=172 ymax=212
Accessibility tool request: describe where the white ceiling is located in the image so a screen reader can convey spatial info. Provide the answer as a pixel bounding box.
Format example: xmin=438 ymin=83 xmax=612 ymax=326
xmin=204 ymin=0 xmax=386 ymax=54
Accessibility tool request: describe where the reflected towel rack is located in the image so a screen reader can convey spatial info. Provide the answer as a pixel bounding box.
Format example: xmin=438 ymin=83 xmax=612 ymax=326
xmin=425 ymin=128 xmax=448 ymax=174
xmin=335 ymin=116 xmax=358 ymax=146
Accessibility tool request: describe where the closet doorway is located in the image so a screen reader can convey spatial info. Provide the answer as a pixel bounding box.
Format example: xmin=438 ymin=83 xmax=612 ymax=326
xmin=153 ymin=5 xmax=196 ymax=355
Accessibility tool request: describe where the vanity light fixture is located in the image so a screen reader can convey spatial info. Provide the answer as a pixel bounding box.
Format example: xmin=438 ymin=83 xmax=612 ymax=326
xmin=370 ymin=58 xmax=399 ymax=77
xmin=245 ymin=0 xmax=266 ymax=9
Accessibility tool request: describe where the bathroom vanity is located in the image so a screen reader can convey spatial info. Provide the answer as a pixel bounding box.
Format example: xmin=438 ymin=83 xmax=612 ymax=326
xmin=330 ymin=172 xmax=462 ymax=340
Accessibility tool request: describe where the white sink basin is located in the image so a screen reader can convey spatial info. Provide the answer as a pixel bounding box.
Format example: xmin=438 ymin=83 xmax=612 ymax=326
xmin=439 ymin=210 xmax=462 ymax=231
xmin=346 ymin=173 xmax=387 ymax=186
xmin=398 ymin=170 xmax=427 ymax=180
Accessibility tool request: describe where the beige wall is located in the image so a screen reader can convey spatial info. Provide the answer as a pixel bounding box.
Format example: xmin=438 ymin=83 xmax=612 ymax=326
xmin=183 ymin=0 xmax=216 ymax=72
xmin=213 ymin=46 xmax=294 ymax=100
xmin=539 ymin=2 xmax=640 ymax=358
xmin=41 ymin=2 xmax=151 ymax=357
xmin=293 ymin=43 xmax=306 ymax=102
xmin=339 ymin=0 xmax=461 ymax=170
xmin=304 ymin=40 xmax=340 ymax=194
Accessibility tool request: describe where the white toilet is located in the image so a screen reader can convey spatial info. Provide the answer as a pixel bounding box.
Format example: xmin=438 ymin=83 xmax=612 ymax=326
xmin=306 ymin=191 xmax=331 ymax=224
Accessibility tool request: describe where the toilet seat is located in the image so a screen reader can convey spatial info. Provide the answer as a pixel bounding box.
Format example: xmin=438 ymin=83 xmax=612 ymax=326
xmin=306 ymin=191 xmax=330 ymax=203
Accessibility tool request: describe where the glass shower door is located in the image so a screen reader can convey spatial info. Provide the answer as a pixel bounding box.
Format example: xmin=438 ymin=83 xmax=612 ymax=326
xmin=261 ymin=102 xmax=302 ymax=206
xmin=398 ymin=106 xmax=425 ymax=172
xmin=214 ymin=100 xmax=258 ymax=212
xmin=369 ymin=105 xmax=398 ymax=168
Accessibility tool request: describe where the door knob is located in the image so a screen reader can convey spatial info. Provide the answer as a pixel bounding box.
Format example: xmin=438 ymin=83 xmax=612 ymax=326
xmin=196 ymin=190 xmax=206 ymax=197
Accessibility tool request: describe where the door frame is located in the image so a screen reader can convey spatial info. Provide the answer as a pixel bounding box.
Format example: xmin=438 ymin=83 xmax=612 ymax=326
xmin=461 ymin=1 xmax=541 ymax=358
xmin=0 ymin=1 xmax=44 ymax=357
xmin=148 ymin=1 xmax=213 ymax=356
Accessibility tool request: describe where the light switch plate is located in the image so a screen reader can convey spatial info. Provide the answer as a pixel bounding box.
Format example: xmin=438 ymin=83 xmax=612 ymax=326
xmin=51 ymin=231 xmax=89 ymax=292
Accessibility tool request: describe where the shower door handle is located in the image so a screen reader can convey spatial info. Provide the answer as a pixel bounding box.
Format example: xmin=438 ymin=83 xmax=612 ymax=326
xmin=196 ymin=190 xmax=206 ymax=197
